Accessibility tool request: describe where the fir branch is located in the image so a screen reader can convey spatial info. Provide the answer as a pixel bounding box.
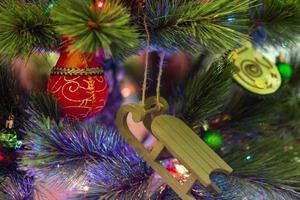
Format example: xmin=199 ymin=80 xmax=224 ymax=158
xmin=152 ymin=174 xmax=300 ymax=199
xmin=274 ymin=50 xmax=300 ymax=135
xmin=0 ymin=58 xmax=30 ymax=134
xmin=224 ymin=136 xmax=300 ymax=190
xmin=30 ymin=92 xmax=62 ymax=122
xmin=223 ymin=94 xmax=281 ymax=134
xmin=19 ymin=118 xmax=130 ymax=188
xmin=0 ymin=168 xmax=34 ymax=200
xmin=143 ymin=0 xmax=252 ymax=54
xmin=288 ymin=50 xmax=300 ymax=88
xmin=176 ymin=57 xmax=232 ymax=126
xmin=197 ymin=175 xmax=300 ymax=199
xmin=51 ymin=0 xmax=139 ymax=57
xmin=272 ymin=89 xmax=300 ymax=136
xmin=0 ymin=0 xmax=57 ymax=57
xmin=72 ymin=151 xmax=151 ymax=200
xmin=250 ymin=0 xmax=300 ymax=46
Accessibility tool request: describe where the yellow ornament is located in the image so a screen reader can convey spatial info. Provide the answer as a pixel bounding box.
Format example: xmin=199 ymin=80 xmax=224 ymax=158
xmin=229 ymin=45 xmax=281 ymax=95
xmin=116 ymin=97 xmax=232 ymax=200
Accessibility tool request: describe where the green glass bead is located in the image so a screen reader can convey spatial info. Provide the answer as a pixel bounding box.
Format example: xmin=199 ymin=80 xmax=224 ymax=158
xmin=203 ymin=130 xmax=224 ymax=150
xmin=277 ymin=63 xmax=293 ymax=80
xmin=0 ymin=129 xmax=18 ymax=149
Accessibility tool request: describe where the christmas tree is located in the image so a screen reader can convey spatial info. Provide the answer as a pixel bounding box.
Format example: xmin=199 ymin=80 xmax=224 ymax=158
xmin=0 ymin=0 xmax=300 ymax=199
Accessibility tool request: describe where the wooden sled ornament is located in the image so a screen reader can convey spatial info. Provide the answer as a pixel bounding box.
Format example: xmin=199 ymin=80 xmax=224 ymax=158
xmin=116 ymin=97 xmax=233 ymax=200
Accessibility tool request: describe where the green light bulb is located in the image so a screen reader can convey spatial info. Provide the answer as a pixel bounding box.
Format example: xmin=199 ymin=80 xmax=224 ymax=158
xmin=277 ymin=63 xmax=293 ymax=80
xmin=203 ymin=130 xmax=223 ymax=150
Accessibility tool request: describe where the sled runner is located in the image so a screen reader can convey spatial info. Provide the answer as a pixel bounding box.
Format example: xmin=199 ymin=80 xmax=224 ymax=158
xmin=117 ymin=97 xmax=232 ymax=200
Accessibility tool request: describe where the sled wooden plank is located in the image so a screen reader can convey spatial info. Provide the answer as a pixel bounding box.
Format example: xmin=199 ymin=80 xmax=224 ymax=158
xmin=176 ymin=124 xmax=219 ymax=168
xmin=150 ymin=141 xmax=165 ymax=160
xmin=116 ymin=104 xmax=195 ymax=199
xmin=152 ymin=117 xmax=212 ymax=188
xmin=151 ymin=115 xmax=233 ymax=191
xmin=182 ymin=174 xmax=197 ymax=194
xmin=116 ymin=101 xmax=233 ymax=200
xmin=174 ymin=117 xmax=232 ymax=172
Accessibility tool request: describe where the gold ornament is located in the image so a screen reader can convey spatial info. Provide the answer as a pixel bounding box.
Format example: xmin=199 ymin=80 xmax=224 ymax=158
xmin=50 ymin=67 xmax=104 ymax=76
xmin=229 ymin=45 xmax=282 ymax=95
xmin=5 ymin=114 xmax=14 ymax=129
xmin=116 ymin=97 xmax=232 ymax=200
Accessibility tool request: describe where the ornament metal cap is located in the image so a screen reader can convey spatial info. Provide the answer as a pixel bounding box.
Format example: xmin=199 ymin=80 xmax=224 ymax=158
xmin=5 ymin=114 xmax=14 ymax=129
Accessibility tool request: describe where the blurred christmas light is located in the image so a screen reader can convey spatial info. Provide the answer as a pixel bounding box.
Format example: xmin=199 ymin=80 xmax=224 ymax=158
xmin=46 ymin=0 xmax=57 ymax=13
xmin=203 ymin=130 xmax=224 ymax=150
xmin=245 ymin=155 xmax=252 ymax=161
xmin=293 ymin=157 xmax=300 ymax=163
xmin=252 ymin=26 xmax=267 ymax=44
xmin=0 ymin=151 xmax=5 ymax=161
xmin=96 ymin=0 xmax=105 ymax=9
xmin=174 ymin=163 xmax=189 ymax=177
xmin=281 ymin=41 xmax=289 ymax=48
xmin=227 ymin=14 xmax=236 ymax=22
xmin=121 ymin=87 xmax=132 ymax=98
xmin=163 ymin=159 xmax=190 ymax=182
xmin=202 ymin=121 xmax=209 ymax=131
xmin=120 ymin=82 xmax=137 ymax=100
xmin=82 ymin=185 xmax=90 ymax=192
xmin=15 ymin=141 xmax=22 ymax=149
xmin=277 ymin=63 xmax=293 ymax=80
xmin=48 ymin=3 xmax=54 ymax=9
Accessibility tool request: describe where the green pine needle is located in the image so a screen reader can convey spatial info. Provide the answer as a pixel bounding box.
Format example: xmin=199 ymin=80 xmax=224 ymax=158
xmin=223 ymin=94 xmax=281 ymax=134
xmin=270 ymin=50 xmax=300 ymax=135
xmin=51 ymin=0 xmax=140 ymax=57
xmin=288 ymin=50 xmax=300 ymax=87
xmin=251 ymin=0 xmax=300 ymax=46
xmin=177 ymin=56 xmax=232 ymax=126
xmin=0 ymin=0 xmax=57 ymax=57
xmin=30 ymin=93 xmax=62 ymax=122
xmin=144 ymin=0 xmax=252 ymax=54
xmin=224 ymin=136 xmax=300 ymax=190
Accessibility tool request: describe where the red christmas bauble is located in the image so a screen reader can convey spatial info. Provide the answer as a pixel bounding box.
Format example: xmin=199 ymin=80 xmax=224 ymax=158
xmin=47 ymin=42 xmax=108 ymax=121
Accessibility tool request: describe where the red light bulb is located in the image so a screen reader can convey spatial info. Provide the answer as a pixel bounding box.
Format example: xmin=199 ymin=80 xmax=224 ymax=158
xmin=97 ymin=1 xmax=104 ymax=9
xmin=0 ymin=152 xmax=5 ymax=161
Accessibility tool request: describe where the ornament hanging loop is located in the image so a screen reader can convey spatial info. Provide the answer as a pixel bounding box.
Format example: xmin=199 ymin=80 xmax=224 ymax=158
xmin=141 ymin=15 xmax=166 ymax=110
xmin=143 ymin=96 xmax=169 ymax=131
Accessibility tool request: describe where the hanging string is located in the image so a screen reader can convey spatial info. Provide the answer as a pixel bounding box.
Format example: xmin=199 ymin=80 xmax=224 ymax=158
xmin=141 ymin=17 xmax=165 ymax=109
xmin=141 ymin=16 xmax=150 ymax=107
xmin=156 ymin=51 xmax=165 ymax=106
